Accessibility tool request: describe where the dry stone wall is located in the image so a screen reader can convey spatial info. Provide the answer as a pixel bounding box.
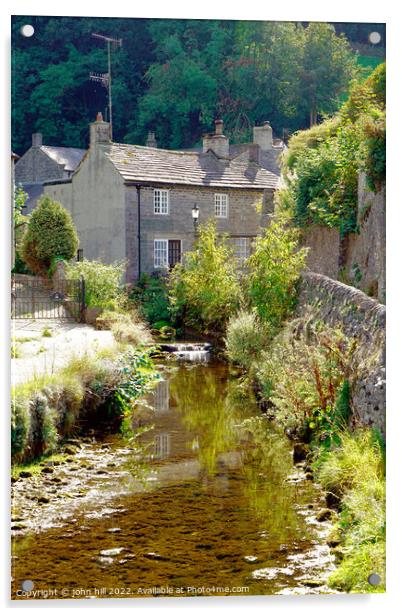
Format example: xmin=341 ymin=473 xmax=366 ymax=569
xmin=298 ymin=271 xmax=385 ymax=436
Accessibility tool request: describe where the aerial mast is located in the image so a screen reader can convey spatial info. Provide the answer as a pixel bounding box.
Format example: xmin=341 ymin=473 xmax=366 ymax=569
xmin=90 ymin=33 xmax=122 ymax=141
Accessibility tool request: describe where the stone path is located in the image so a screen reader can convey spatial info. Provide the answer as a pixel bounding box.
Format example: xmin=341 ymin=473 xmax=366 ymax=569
xmin=11 ymin=319 xmax=117 ymax=386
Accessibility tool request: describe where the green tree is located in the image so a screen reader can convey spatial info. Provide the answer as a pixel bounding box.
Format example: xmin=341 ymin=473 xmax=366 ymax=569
xmin=168 ymin=220 xmax=241 ymax=333
xmin=21 ymin=195 xmax=79 ymax=276
xmin=246 ymin=214 xmax=307 ymax=331
xmin=300 ymin=23 xmax=357 ymax=126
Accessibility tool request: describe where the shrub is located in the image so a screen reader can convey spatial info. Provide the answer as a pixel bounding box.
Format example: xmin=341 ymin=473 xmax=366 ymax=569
xmin=255 ymin=319 xmax=355 ymax=441
xmin=11 ymin=398 xmax=31 ymax=459
xmin=169 ymin=220 xmax=242 ymax=333
xmin=21 ymin=195 xmax=79 ymax=276
xmin=65 ymin=259 xmax=125 ymax=310
xmin=246 ymin=214 xmax=307 ymax=331
xmin=225 ymin=310 xmax=268 ymax=370
xmin=130 ymin=274 xmax=171 ymax=326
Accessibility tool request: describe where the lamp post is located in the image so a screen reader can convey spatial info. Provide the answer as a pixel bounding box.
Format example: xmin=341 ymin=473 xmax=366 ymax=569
xmin=191 ymin=204 xmax=199 ymax=237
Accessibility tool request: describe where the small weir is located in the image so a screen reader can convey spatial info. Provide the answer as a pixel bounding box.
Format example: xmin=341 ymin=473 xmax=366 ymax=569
xmin=159 ymin=342 xmax=212 ymax=362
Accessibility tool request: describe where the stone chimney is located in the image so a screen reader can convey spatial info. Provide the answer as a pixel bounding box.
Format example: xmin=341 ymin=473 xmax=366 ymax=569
xmin=32 ymin=133 xmax=43 ymax=148
xmin=202 ymin=119 xmax=229 ymax=158
xmin=146 ymin=131 xmax=158 ymax=148
xmin=253 ymin=121 xmax=273 ymax=151
xmin=89 ymin=112 xmax=111 ymax=147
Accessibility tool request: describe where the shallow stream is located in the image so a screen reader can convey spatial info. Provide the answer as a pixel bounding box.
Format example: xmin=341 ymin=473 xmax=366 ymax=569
xmin=11 ymin=359 xmax=335 ymax=599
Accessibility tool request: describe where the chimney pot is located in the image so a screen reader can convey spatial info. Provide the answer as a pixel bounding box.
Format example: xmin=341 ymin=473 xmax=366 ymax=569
xmin=32 ymin=133 xmax=43 ymax=148
xmin=90 ymin=114 xmax=110 ymax=147
xmin=146 ymin=131 xmax=158 ymax=148
xmin=215 ymin=119 xmax=224 ymax=135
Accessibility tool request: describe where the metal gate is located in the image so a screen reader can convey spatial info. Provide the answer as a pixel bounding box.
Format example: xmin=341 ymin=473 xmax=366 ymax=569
xmin=11 ymin=274 xmax=85 ymax=321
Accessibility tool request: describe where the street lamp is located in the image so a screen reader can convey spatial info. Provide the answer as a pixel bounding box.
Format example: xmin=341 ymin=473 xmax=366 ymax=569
xmin=191 ymin=203 xmax=199 ymax=234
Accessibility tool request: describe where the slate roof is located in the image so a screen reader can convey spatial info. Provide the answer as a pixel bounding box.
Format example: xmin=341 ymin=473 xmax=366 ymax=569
xmin=41 ymin=146 xmax=86 ymax=172
xmin=105 ymin=143 xmax=280 ymax=190
xmin=19 ymin=183 xmax=45 ymax=214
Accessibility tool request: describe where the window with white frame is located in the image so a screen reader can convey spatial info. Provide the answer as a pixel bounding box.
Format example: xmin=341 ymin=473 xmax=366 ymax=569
xmin=154 ymin=189 xmax=169 ymax=215
xmin=154 ymin=239 xmax=168 ymax=268
xmin=214 ymin=193 xmax=228 ymax=218
xmin=233 ymin=237 xmax=250 ymax=262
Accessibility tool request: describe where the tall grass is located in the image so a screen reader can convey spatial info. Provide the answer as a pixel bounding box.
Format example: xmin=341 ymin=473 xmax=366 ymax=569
xmin=316 ymin=429 xmax=386 ymax=593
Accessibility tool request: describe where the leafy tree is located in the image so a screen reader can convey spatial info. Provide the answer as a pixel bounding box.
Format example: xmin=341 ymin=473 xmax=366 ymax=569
xmin=12 ymin=16 xmax=358 ymax=153
xmin=246 ymin=213 xmax=307 ymax=331
xmin=168 ymin=220 xmax=241 ymax=333
xmin=21 ymin=195 xmax=79 ymax=276
xmin=300 ymin=23 xmax=358 ymax=126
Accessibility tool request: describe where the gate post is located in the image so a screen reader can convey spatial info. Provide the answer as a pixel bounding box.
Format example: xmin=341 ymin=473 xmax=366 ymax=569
xmin=80 ymin=276 xmax=86 ymax=323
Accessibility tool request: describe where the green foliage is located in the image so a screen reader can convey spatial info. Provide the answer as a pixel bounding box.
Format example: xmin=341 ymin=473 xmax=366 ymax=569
xmin=65 ymin=259 xmax=124 ymax=310
xmin=255 ymin=319 xmax=355 ymax=441
xmin=12 ymin=16 xmax=357 ymax=153
xmin=21 ymin=195 xmax=79 ymax=276
xmin=246 ymin=215 xmax=307 ymax=331
xmin=280 ymin=63 xmax=386 ymax=234
xmin=169 ymin=221 xmax=242 ymax=333
xmin=225 ymin=310 xmax=268 ymax=370
xmin=11 ymin=398 xmax=31 ymax=459
xmin=130 ymin=274 xmax=171 ymax=326
xmin=112 ymin=348 xmax=160 ymax=422
xmin=316 ymin=429 xmax=385 ymax=593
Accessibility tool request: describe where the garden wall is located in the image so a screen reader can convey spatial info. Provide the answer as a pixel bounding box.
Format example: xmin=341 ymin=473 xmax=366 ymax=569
xmin=297 ymin=271 xmax=386 ymax=436
xmin=300 ymin=173 xmax=385 ymax=303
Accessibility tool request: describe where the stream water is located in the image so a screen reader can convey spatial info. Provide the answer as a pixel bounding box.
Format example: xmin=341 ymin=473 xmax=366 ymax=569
xmin=11 ymin=358 xmax=335 ymax=600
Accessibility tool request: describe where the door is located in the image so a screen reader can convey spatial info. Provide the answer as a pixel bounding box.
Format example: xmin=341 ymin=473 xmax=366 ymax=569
xmin=168 ymin=240 xmax=181 ymax=268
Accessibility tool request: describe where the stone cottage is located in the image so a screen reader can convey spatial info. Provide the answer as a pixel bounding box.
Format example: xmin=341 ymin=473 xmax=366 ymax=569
xmin=44 ymin=114 xmax=283 ymax=281
xmin=14 ymin=133 xmax=86 ymax=213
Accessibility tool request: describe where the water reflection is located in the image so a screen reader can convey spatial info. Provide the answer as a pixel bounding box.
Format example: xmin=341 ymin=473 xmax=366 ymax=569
xmin=11 ymin=361 xmax=334 ymax=598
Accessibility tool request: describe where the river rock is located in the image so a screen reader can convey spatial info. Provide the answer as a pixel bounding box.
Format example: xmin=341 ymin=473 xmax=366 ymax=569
xmin=37 ymin=496 xmax=50 ymax=504
xmin=305 ymin=472 xmax=315 ymax=481
xmin=41 ymin=466 xmax=54 ymax=474
xmin=100 ymin=548 xmax=125 ymax=557
xmin=19 ymin=471 xmax=32 ymax=478
xmin=316 ymin=508 xmax=332 ymax=522
xmin=302 ymin=579 xmax=324 ymax=588
xmin=293 ymin=443 xmax=308 ymax=463
xmin=64 ymin=446 xmax=79 ymax=455
xmin=244 ymin=555 xmax=258 ymax=563
xmin=144 ymin=552 xmax=168 ymax=561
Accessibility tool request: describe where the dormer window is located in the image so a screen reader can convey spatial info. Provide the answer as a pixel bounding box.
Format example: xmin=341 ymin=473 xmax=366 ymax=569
xmin=154 ymin=189 xmax=169 ymax=215
xmin=214 ymin=193 xmax=228 ymax=218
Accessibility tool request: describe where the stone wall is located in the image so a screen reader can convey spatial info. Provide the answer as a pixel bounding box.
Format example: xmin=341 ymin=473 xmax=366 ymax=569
xmin=298 ymin=271 xmax=386 ymax=436
xmin=299 ymin=173 xmax=385 ymax=302
xmin=125 ymin=184 xmax=273 ymax=280
xmin=301 ymin=226 xmax=340 ymax=280
xmin=344 ymin=174 xmax=386 ymax=302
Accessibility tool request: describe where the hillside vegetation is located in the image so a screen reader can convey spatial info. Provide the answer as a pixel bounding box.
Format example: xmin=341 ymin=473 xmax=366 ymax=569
xmin=278 ymin=63 xmax=385 ymax=235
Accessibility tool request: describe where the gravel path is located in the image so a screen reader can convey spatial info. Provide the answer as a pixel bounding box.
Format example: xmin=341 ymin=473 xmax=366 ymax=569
xmin=11 ymin=319 xmax=117 ymax=385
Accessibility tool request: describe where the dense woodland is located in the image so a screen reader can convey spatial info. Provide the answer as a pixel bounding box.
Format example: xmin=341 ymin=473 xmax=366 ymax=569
xmin=11 ymin=16 xmax=384 ymax=154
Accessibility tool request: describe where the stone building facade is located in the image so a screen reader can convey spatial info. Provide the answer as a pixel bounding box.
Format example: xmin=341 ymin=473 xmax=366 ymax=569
xmin=44 ymin=115 xmax=283 ymax=282
xmin=14 ymin=133 xmax=86 ymax=213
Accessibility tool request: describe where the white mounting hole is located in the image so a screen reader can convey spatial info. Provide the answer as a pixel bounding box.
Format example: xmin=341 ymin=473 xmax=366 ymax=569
xmin=21 ymin=25 xmax=35 ymax=38
xmin=369 ymin=32 xmax=381 ymax=45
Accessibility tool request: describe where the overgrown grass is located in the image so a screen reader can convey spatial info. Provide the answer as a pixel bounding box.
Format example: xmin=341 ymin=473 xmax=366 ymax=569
xmin=97 ymin=310 xmax=153 ymax=347
xmin=11 ymin=346 xmax=158 ymax=464
xmin=315 ymin=429 xmax=385 ymax=593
